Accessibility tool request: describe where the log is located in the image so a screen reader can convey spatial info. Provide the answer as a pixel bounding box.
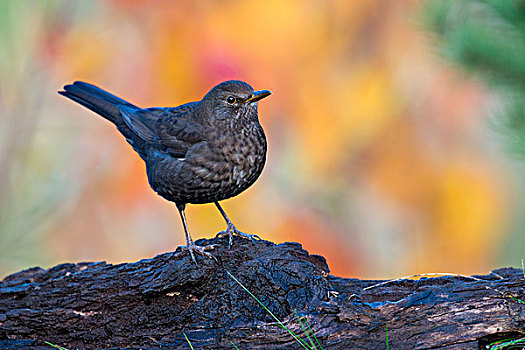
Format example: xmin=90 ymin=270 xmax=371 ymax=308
xmin=1 ymin=236 xmax=524 ymax=349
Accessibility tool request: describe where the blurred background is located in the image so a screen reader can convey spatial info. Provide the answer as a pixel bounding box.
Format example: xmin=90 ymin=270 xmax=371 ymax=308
xmin=1 ymin=0 xmax=525 ymax=279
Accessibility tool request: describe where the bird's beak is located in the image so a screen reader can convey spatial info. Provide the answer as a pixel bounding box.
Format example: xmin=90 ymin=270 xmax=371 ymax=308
xmin=245 ymin=90 xmax=272 ymax=104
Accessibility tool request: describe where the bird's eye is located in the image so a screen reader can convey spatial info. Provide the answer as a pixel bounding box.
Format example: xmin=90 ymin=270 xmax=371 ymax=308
xmin=226 ymin=95 xmax=236 ymax=105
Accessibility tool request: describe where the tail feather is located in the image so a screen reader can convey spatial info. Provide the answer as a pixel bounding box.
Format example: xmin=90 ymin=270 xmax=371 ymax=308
xmin=58 ymin=81 xmax=137 ymax=125
xmin=59 ymin=81 xmax=149 ymax=159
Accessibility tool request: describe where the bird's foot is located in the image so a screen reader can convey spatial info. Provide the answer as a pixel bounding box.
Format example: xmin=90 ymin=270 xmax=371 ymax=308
xmin=180 ymin=243 xmax=218 ymax=264
xmin=215 ymin=223 xmax=261 ymax=248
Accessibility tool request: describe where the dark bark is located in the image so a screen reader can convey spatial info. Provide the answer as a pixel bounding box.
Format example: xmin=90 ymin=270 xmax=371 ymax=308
xmin=1 ymin=236 xmax=524 ymax=349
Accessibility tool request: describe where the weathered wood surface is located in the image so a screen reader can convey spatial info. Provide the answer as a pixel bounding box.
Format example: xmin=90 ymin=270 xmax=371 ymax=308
xmin=1 ymin=236 xmax=524 ymax=349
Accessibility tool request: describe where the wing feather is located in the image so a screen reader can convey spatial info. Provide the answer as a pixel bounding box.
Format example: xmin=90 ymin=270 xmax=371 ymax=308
xmin=118 ymin=103 xmax=207 ymax=159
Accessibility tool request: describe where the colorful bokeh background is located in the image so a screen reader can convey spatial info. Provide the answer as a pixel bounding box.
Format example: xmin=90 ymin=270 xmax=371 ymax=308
xmin=1 ymin=0 xmax=524 ymax=279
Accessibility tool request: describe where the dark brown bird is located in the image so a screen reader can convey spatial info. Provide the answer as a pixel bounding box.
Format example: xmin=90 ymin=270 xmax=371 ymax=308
xmin=59 ymin=80 xmax=271 ymax=263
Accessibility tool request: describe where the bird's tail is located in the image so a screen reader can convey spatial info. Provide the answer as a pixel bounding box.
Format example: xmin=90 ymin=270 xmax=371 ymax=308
xmin=59 ymin=81 xmax=137 ymax=126
xmin=59 ymin=81 xmax=153 ymax=159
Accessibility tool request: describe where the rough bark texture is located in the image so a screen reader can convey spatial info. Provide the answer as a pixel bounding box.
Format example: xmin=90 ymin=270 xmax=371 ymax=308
xmin=1 ymin=236 xmax=524 ymax=349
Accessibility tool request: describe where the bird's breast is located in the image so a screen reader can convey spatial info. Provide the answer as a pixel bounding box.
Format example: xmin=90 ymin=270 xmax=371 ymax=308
xmin=204 ymin=126 xmax=267 ymax=188
xmin=150 ymin=124 xmax=267 ymax=204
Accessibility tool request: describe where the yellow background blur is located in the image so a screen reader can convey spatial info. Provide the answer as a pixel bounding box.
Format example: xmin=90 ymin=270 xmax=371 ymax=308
xmin=1 ymin=0 xmax=524 ymax=279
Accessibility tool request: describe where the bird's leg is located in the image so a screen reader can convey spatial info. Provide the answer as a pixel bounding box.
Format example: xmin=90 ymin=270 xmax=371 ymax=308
xmin=214 ymin=202 xmax=261 ymax=248
xmin=176 ymin=204 xmax=216 ymax=264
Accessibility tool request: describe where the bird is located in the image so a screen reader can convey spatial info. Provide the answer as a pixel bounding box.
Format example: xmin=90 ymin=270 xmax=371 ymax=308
xmin=59 ymin=80 xmax=272 ymax=263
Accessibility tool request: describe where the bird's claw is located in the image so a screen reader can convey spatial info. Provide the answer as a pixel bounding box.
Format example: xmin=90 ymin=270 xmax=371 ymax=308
xmin=180 ymin=243 xmax=218 ymax=264
xmin=215 ymin=223 xmax=261 ymax=248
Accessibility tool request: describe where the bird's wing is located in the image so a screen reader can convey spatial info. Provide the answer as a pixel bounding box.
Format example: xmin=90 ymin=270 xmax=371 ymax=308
xmin=119 ymin=103 xmax=207 ymax=159
xmin=119 ymin=105 xmax=158 ymax=143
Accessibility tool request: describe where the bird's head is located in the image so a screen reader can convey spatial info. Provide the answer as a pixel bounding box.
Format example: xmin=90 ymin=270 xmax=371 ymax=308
xmin=201 ymin=80 xmax=272 ymax=128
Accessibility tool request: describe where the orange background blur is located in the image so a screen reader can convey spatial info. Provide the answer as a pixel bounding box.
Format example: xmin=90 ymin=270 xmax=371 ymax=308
xmin=1 ymin=0 xmax=524 ymax=279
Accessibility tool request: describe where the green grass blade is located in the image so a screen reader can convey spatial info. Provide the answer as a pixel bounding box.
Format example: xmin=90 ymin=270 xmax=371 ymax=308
xmin=227 ymin=270 xmax=312 ymax=349
xmin=302 ymin=314 xmax=323 ymax=350
xmin=295 ymin=310 xmax=318 ymax=350
xmin=183 ymin=332 xmax=194 ymax=350
xmin=487 ymin=337 xmax=525 ymax=350
xmin=230 ymin=340 xmax=240 ymax=349
xmin=386 ymin=322 xmax=389 ymax=350
xmin=44 ymin=342 xmax=68 ymax=350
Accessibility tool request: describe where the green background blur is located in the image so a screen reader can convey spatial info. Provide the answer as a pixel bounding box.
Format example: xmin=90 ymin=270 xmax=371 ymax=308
xmin=1 ymin=0 xmax=524 ymax=279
